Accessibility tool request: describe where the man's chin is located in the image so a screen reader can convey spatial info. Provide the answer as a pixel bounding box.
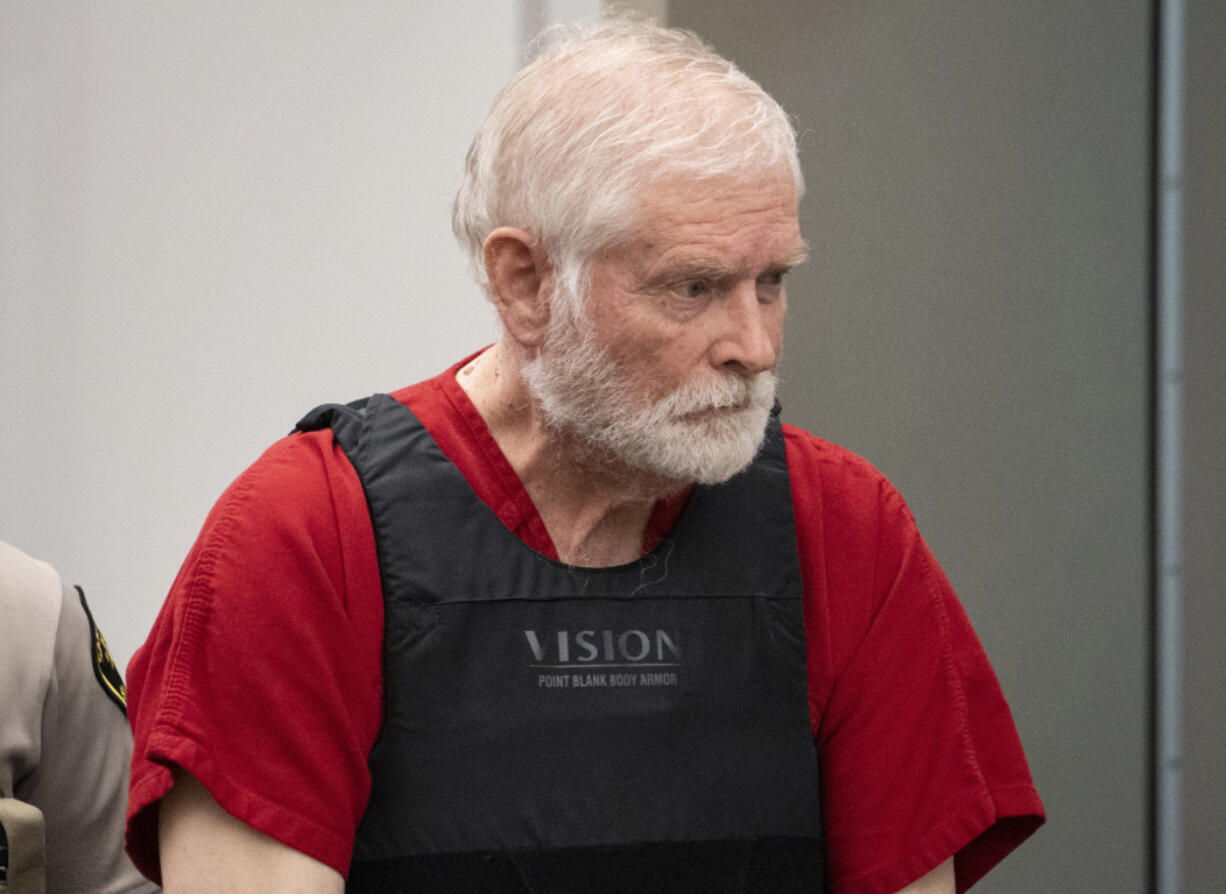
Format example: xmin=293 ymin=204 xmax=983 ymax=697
xmin=531 ymin=372 xmax=773 ymax=488
xmin=631 ymin=413 xmax=771 ymax=486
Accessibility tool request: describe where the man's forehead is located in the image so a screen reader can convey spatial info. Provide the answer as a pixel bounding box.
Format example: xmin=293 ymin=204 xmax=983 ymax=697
xmin=620 ymin=177 xmax=804 ymax=267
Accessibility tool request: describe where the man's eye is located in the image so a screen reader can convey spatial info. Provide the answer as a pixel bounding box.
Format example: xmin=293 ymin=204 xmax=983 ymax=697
xmin=680 ymin=281 xmax=709 ymax=299
xmin=757 ymin=271 xmax=787 ymax=301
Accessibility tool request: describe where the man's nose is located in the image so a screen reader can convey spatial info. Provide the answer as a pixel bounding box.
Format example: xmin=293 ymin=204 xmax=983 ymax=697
xmin=709 ymin=284 xmax=783 ymax=375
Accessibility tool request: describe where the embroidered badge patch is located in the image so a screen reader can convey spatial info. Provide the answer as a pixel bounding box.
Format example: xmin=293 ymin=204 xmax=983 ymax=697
xmin=76 ymin=586 xmax=127 ymax=715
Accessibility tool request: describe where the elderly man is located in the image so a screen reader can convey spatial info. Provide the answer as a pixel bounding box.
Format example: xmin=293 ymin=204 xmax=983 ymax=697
xmin=125 ymin=21 xmax=1042 ymax=894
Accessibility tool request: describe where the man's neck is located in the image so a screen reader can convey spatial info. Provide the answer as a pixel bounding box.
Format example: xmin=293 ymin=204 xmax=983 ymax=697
xmin=456 ymin=343 xmax=682 ymax=566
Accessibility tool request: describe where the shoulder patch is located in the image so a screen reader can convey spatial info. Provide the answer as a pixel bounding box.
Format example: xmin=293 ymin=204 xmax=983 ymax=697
xmin=76 ymin=585 xmax=127 ymax=716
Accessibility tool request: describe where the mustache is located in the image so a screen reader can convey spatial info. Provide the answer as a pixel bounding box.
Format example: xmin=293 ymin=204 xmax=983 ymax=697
xmin=652 ymin=371 xmax=777 ymax=418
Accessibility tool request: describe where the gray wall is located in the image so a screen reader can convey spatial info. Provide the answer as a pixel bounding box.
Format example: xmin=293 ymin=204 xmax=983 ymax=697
xmin=670 ymin=1 xmax=1153 ymax=891
xmin=1182 ymin=1 xmax=1226 ymax=890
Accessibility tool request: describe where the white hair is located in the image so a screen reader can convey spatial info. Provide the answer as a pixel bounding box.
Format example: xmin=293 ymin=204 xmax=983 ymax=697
xmin=451 ymin=19 xmax=803 ymax=309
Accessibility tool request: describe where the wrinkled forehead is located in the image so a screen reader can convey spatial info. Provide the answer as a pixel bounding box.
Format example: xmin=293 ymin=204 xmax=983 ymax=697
xmin=616 ymin=168 xmax=805 ymax=264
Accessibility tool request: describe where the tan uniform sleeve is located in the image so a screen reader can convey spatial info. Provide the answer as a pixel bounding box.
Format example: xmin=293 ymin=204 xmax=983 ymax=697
xmin=1 ymin=541 xmax=158 ymax=893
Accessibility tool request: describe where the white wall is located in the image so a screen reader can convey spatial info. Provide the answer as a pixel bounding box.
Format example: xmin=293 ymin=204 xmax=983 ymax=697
xmin=1 ymin=2 xmax=532 ymax=668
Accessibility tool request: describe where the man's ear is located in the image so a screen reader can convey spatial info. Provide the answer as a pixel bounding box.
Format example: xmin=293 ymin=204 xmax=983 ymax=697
xmin=484 ymin=227 xmax=553 ymax=348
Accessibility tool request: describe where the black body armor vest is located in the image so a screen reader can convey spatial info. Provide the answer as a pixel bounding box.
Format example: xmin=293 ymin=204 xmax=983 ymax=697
xmin=297 ymin=394 xmax=824 ymax=893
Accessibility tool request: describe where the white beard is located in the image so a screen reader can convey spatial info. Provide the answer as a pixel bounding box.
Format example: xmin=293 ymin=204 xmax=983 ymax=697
xmin=521 ymin=296 xmax=777 ymax=486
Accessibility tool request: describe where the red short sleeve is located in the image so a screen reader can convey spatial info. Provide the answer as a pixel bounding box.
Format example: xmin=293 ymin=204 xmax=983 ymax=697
xmin=124 ymin=430 xmax=385 ymax=883
xmin=785 ymin=426 xmax=1043 ymax=893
